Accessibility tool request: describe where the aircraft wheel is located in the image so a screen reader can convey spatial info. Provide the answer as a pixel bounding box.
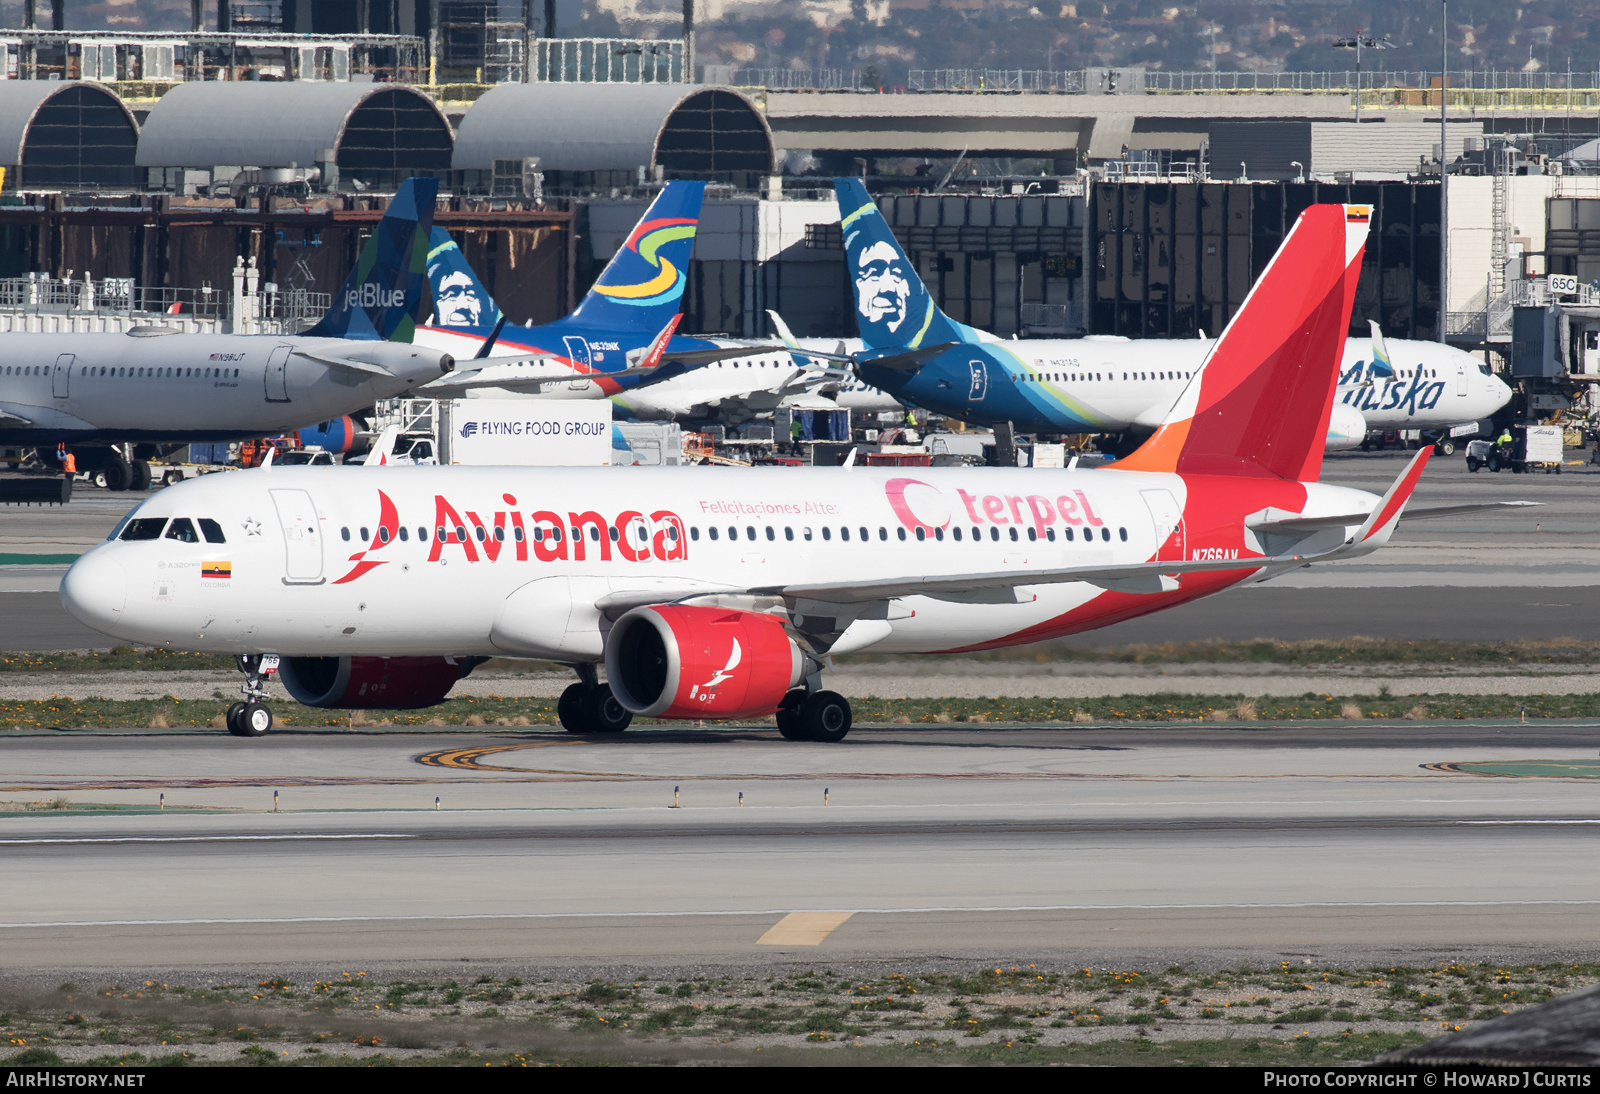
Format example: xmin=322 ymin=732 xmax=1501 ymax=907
xmin=798 ymin=690 xmax=851 ymax=743
xmin=584 ymin=686 xmax=632 ymax=733
xmin=224 ymin=702 xmax=249 ymax=736
xmin=130 ymin=459 xmax=152 ymax=491
xmin=776 ymin=689 xmax=809 ymax=740
xmin=229 ymin=702 xmax=272 ymax=737
xmin=103 ymin=454 xmax=131 ymax=492
xmin=558 ymin=683 xmax=589 ymax=734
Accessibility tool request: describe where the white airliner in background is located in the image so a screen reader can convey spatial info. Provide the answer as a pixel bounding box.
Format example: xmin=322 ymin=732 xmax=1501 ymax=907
xmin=61 ymin=204 xmax=1529 ymax=740
xmin=0 ymin=178 xmax=454 ymax=490
xmin=810 ymin=331 xmax=1508 ymax=450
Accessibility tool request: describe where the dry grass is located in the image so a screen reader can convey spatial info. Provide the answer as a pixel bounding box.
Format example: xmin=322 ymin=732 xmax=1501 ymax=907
xmin=462 ymin=714 xmax=485 ymax=727
xmin=1071 ymin=709 xmax=1095 ymax=723
xmin=1234 ymin=698 xmax=1259 ymax=721
xmin=1403 ymin=704 xmax=1429 ymax=721
xmin=146 ymin=713 xmax=168 ymax=729
xmin=1340 ymin=702 xmax=1364 ymax=720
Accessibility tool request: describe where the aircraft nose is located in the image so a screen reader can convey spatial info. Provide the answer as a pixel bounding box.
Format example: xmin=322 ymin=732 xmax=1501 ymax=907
xmin=59 ymin=551 xmax=128 ymax=637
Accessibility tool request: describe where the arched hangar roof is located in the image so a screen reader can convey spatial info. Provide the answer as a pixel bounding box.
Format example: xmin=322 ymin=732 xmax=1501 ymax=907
xmin=135 ymin=81 xmax=452 ymax=175
xmin=451 ymin=83 xmax=773 ymax=175
xmin=0 ymin=81 xmax=140 ymax=188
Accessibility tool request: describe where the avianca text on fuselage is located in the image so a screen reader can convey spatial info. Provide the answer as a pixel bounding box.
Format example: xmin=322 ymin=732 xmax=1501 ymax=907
xmin=333 ymin=491 xmax=691 ymax=584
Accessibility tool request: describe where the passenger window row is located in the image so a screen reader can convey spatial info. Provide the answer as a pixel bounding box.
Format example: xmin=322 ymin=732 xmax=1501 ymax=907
xmin=684 ymin=524 xmax=1128 ymax=544
xmin=335 ymin=524 xmax=681 ymax=546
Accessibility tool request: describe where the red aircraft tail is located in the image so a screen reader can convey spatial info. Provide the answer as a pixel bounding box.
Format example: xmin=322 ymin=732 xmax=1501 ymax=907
xmin=1113 ymin=204 xmax=1370 ymax=481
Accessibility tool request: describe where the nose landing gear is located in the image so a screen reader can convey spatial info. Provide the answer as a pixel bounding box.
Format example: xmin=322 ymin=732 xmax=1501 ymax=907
xmin=226 ymin=654 xmax=278 ymax=737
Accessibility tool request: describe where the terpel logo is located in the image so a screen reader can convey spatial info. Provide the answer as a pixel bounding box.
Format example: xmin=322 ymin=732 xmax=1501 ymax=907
xmin=346 ymin=284 xmax=407 ymax=310
xmin=459 ymin=421 xmax=479 ymax=439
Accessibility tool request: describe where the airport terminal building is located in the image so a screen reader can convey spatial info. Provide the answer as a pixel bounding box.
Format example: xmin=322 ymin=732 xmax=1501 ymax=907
xmin=0 ymin=13 xmax=1594 ymax=420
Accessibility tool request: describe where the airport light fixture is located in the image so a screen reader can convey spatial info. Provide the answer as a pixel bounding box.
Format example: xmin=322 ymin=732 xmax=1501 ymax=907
xmin=1333 ymin=31 xmax=1393 ymax=125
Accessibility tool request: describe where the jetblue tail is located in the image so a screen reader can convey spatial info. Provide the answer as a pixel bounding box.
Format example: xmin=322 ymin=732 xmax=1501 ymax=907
xmin=834 ymin=178 xmax=981 ymax=351
xmin=561 ymin=180 xmax=705 ymax=333
xmin=305 ymin=177 xmax=437 ymax=342
xmin=424 ymin=227 xmax=503 ymax=334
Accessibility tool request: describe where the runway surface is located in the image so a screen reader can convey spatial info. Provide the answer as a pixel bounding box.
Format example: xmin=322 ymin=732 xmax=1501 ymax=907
xmin=3 ymin=721 xmax=1599 ymax=976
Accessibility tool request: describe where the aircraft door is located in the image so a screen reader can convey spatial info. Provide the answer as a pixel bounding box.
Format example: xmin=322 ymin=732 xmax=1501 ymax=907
xmin=270 ymin=488 xmax=325 ymax=585
xmin=52 ymin=353 xmax=73 ymax=398
xmin=563 ymin=336 xmax=593 ymax=389
xmin=264 ymin=345 xmax=293 ymax=403
xmin=967 ymin=359 xmax=988 ymax=402
xmin=1141 ymin=488 xmax=1185 ymax=562
xmin=1455 ymin=363 xmax=1468 ymax=396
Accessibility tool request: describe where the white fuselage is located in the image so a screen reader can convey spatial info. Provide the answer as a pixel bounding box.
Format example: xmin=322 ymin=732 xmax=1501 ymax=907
xmin=63 ymin=464 xmax=1381 ymax=662
xmin=0 ymin=333 xmax=453 ymax=445
xmin=417 ymin=326 xmax=1507 ymax=438
xmin=1003 ymin=335 xmax=1509 ymax=433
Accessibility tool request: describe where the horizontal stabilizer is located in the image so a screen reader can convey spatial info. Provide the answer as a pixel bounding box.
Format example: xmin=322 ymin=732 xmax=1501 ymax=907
xmin=856 ymin=342 xmax=961 ymax=372
xmin=1402 ymin=501 xmax=1542 ymax=520
xmin=291 ymin=350 xmax=395 ymax=378
xmin=1249 ymin=500 xmax=1538 ymax=537
xmin=658 ymin=343 xmax=787 ymax=367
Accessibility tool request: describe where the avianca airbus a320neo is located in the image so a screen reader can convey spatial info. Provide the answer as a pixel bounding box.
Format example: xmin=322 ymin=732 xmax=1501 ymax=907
xmin=60 ymin=204 xmax=1529 ymax=741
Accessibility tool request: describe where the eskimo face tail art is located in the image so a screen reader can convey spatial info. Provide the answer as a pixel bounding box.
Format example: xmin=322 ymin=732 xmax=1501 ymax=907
xmin=62 ymin=204 xmax=1534 ymax=742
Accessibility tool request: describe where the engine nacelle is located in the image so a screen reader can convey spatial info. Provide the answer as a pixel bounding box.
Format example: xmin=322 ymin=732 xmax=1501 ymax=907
xmin=605 ymin=606 xmax=803 ymax=720
xmin=278 ymin=656 xmax=466 ymax=709
xmin=1325 ymin=402 xmax=1366 ymax=452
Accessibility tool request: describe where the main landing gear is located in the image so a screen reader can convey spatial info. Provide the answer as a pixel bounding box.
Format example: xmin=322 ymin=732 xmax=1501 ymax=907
xmin=775 ymin=688 xmax=852 ymax=743
xmin=557 ymin=663 xmax=633 ymax=735
xmin=226 ymin=654 xmax=277 ymax=737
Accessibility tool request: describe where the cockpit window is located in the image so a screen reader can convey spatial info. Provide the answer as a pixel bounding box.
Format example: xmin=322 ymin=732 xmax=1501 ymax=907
xmin=164 ymin=518 xmax=200 ymax=543
xmin=120 ymin=518 xmax=168 ymax=541
xmin=106 ymin=505 xmax=141 ymax=540
xmin=198 ymin=518 xmax=226 ymax=543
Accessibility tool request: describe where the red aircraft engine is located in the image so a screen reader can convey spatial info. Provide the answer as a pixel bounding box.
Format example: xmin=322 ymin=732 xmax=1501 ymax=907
xmin=605 ymin=605 xmax=803 ymax=719
xmin=277 ymin=656 xmax=469 ymax=709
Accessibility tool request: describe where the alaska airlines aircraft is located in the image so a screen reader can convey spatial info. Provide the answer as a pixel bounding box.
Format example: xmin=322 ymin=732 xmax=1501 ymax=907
xmin=831 ymin=178 xmax=1510 ymax=447
xmin=0 ymin=178 xmax=455 ymax=490
xmin=62 ymin=204 xmax=1531 ymax=740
